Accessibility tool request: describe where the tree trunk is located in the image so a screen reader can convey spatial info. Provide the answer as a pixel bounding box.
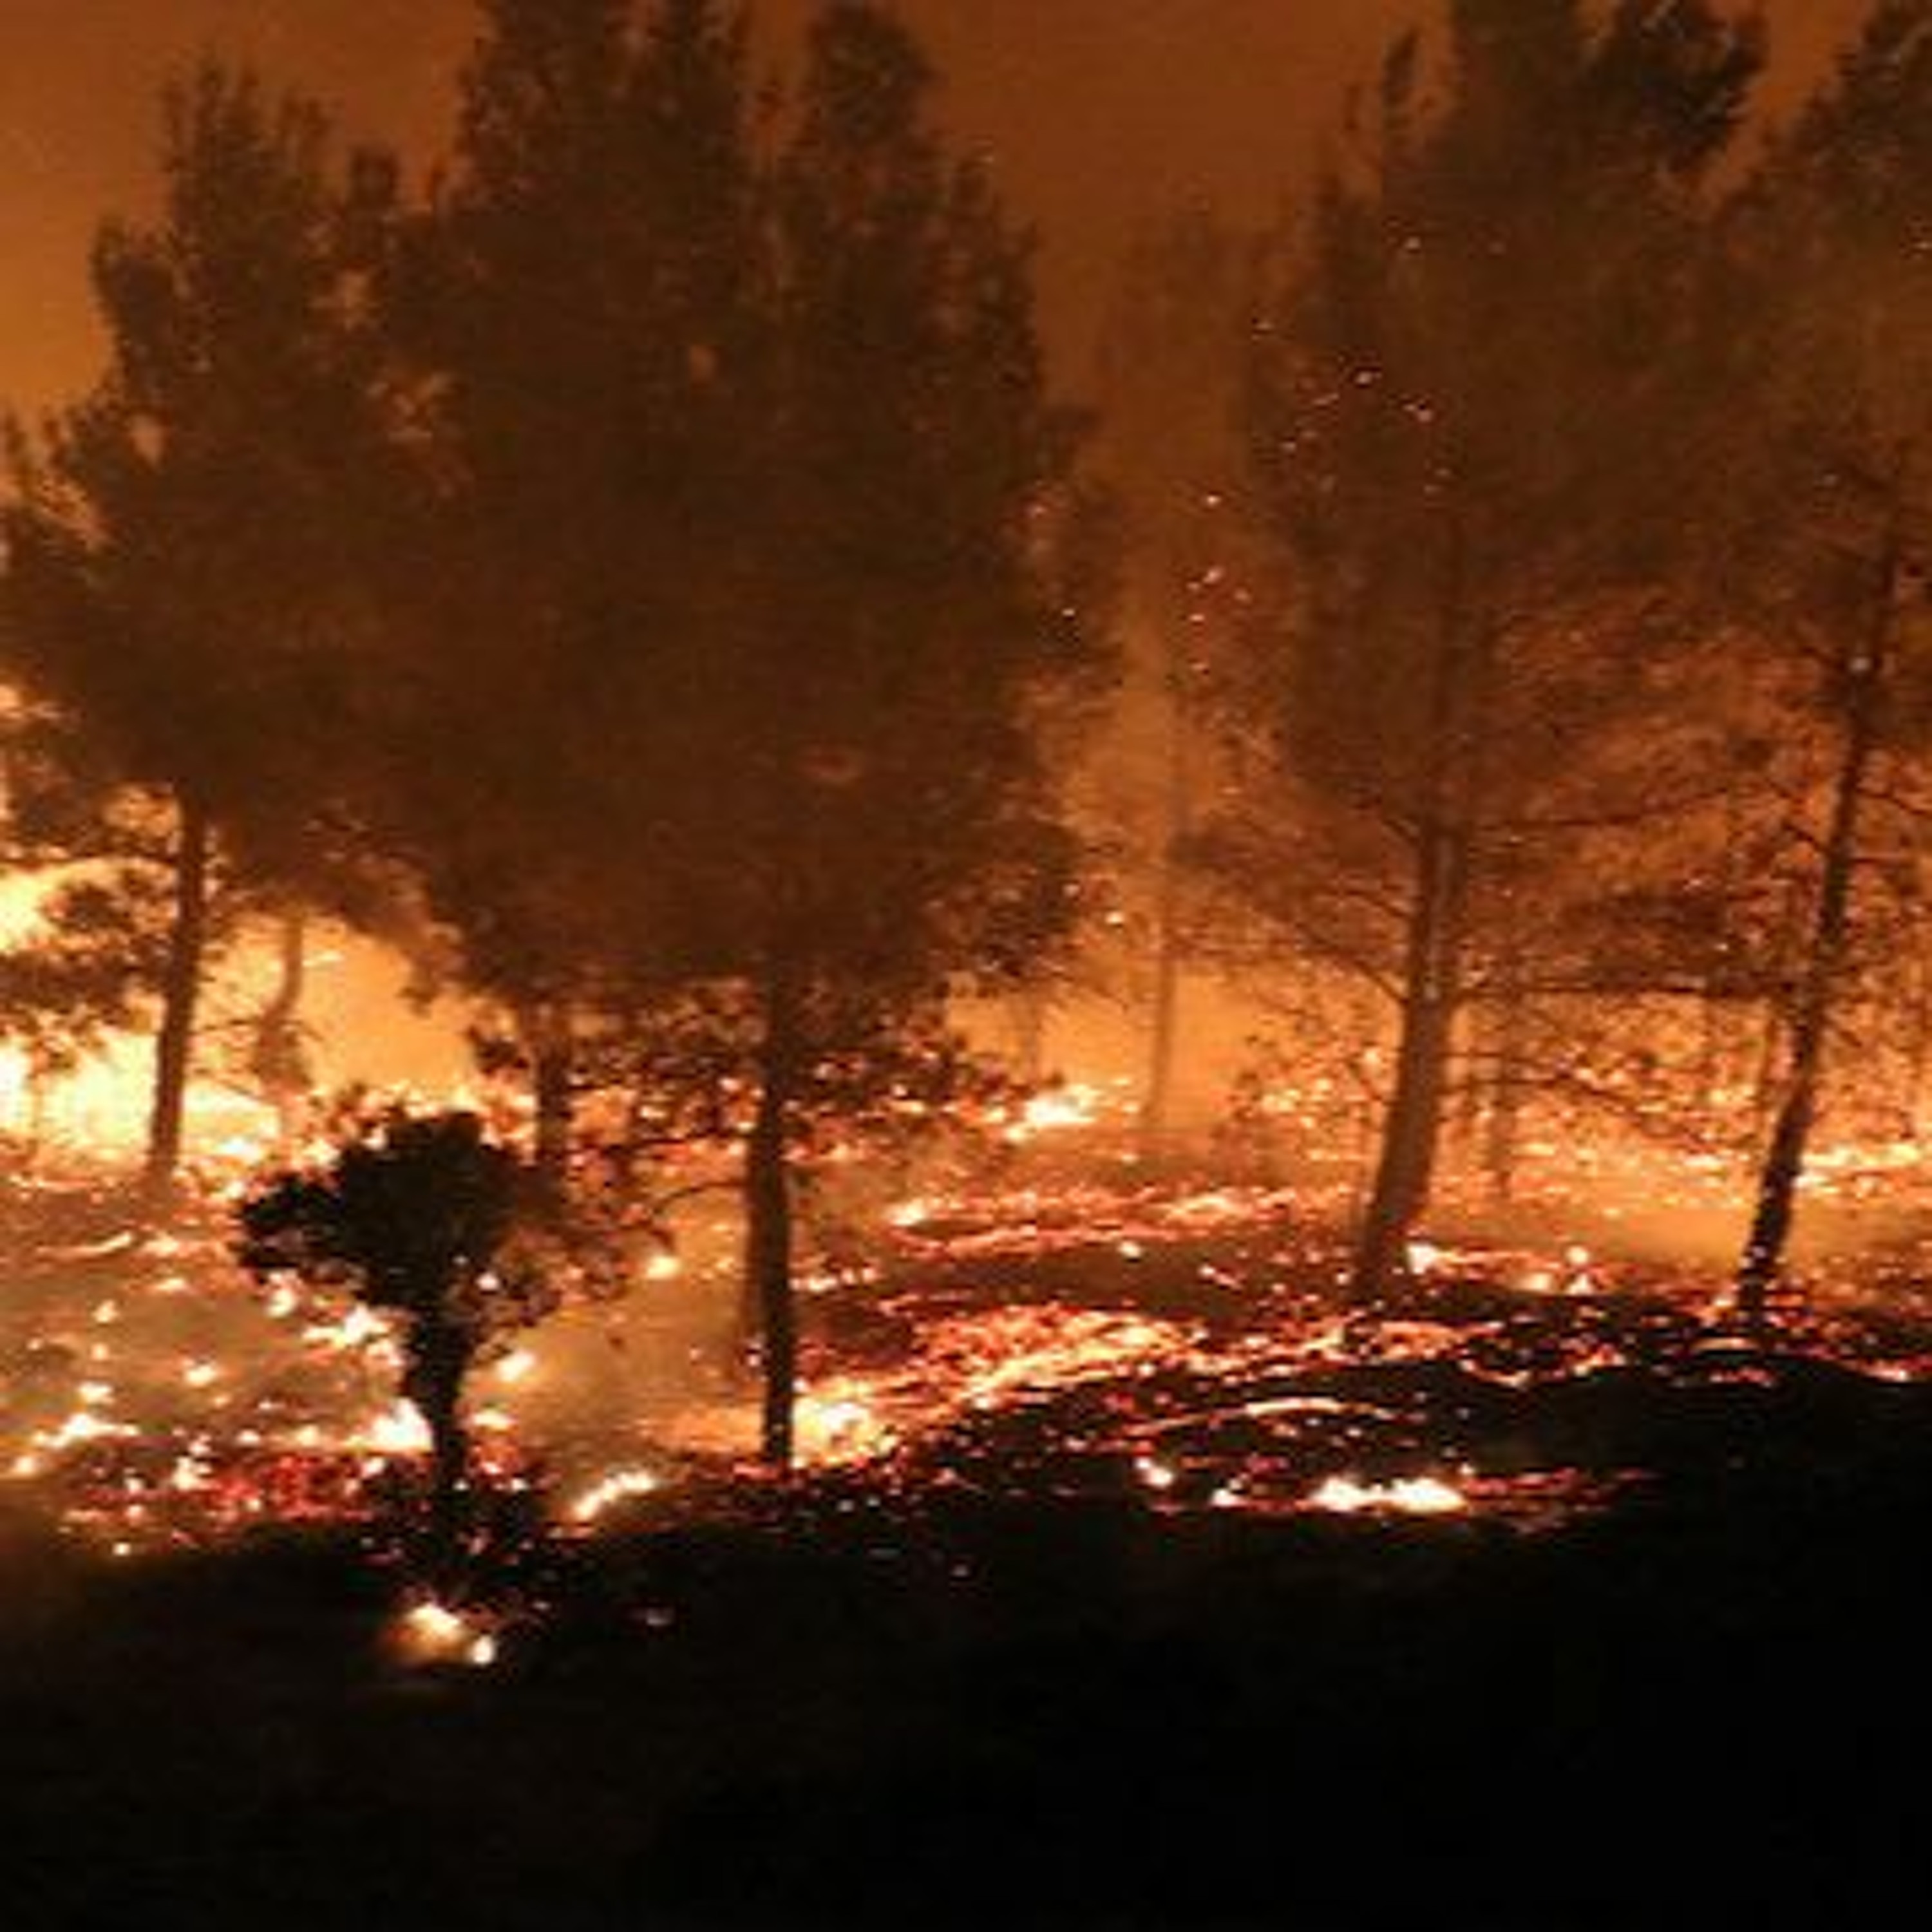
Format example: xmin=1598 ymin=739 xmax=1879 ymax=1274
xmin=1349 ymin=818 xmax=1468 ymax=1304
xmin=744 ymin=976 xmax=799 ymax=1470
xmin=1139 ymin=891 xmax=1182 ymax=1159
xmin=1139 ymin=620 xmax=1191 ymax=1160
xmin=252 ymin=907 xmax=310 ymax=1157
xmin=405 ymin=1314 xmax=473 ymax=1589
xmin=1349 ymin=516 xmax=1484 ymax=1307
xmin=142 ymin=791 xmax=211 ymax=1208
xmin=1736 ymin=543 xmax=1897 ymax=1333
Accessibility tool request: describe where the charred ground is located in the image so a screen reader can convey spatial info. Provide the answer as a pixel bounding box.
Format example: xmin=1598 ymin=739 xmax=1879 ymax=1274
xmin=6 ymin=1153 xmax=1932 ymax=1930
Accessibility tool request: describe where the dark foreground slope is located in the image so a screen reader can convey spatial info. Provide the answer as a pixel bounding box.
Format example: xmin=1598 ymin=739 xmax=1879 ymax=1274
xmin=5 ymin=1359 xmax=1929 ymax=1931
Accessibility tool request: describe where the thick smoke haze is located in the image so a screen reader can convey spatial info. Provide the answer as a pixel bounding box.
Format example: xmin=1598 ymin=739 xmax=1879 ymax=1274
xmin=0 ymin=0 xmax=1868 ymax=408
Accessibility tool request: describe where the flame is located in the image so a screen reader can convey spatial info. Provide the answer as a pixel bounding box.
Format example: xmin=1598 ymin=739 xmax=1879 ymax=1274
xmin=5 ymin=1110 xmax=1932 ymax=1569
xmin=795 ymin=1385 xmax=895 ymax=1464
xmin=1308 ymin=1475 xmax=1468 ymax=1517
xmin=567 ymin=1466 xmax=661 ymax=1524
xmin=392 ymin=1598 xmax=498 ymax=1669
xmin=355 ymin=1403 xmax=432 ymax=1455
xmin=990 ymin=1081 xmax=1126 ymax=1146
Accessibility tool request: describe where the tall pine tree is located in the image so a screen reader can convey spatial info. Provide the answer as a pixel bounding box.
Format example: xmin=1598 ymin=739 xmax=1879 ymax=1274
xmin=373 ymin=0 xmax=767 ymax=1195
xmin=1238 ymin=0 xmax=1760 ymax=1300
xmin=651 ymin=1 xmax=1093 ymax=1464
xmin=1722 ymin=1 xmax=1932 ymax=1327
xmin=1 ymin=62 xmax=397 ymax=1200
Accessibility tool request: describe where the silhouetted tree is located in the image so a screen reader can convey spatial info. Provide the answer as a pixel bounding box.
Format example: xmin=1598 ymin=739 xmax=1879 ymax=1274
xmin=372 ymin=0 xmax=767 ymax=1198
xmin=638 ymin=1 xmax=1092 ymax=1464
xmin=245 ymin=907 xmax=316 ymax=1154
xmin=1720 ymin=0 xmax=1932 ymax=1327
xmin=1238 ymin=0 xmax=1761 ymax=1302
xmin=1091 ymin=205 xmax=1256 ymax=1156
xmin=238 ymin=1106 xmax=547 ymax=1579
xmin=1 ymin=62 xmax=397 ymax=1201
xmin=0 ymin=707 xmax=178 ymax=1125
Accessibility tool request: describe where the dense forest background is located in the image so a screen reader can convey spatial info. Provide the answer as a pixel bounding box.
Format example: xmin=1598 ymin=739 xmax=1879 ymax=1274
xmin=4 ymin=1 xmax=1932 ymax=1471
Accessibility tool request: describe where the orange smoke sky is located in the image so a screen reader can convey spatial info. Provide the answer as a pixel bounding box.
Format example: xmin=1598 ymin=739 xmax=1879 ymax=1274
xmin=0 ymin=1 xmax=1870 ymax=415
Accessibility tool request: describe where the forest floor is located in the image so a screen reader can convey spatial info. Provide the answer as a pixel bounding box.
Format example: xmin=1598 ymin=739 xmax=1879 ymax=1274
xmin=5 ymin=1153 xmax=1932 ymax=1927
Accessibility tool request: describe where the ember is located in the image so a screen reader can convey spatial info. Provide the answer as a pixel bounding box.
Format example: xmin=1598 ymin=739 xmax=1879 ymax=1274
xmin=392 ymin=1597 xmax=500 ymax=1670
xmin=1307 ymin=1473 xmax=1469 ymax=1517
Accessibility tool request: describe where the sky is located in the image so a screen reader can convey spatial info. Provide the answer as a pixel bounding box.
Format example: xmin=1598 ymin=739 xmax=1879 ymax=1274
xmin=0 ymin=0 xmax=1878 ymax=413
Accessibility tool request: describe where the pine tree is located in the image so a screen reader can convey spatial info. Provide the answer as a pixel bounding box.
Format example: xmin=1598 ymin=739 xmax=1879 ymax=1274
xmin=312 ymin=1 xmax=1091 ymax=1466
xmin=659 ymin=1 xmax=1093 ymax=1464
xmin=1236 ymin=0 xmax=1761 ymax=1302
xmin=1091 ymin=205 xmax=1256 ymax=1157
xmin=1 ymin=62 xmax=399 ymax=1201
xmin=373 ymin=0 xmax=766 ymax=1195
xmin=1721 ymin=1 xmax=1932 ymax=1328
xmin=239 ymin=1106 xmax=548 ymax=1584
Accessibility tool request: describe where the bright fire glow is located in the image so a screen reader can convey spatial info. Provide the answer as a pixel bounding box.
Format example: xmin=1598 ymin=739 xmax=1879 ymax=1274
xmin=567 ymin=1467 xmax=661 ymax=1524
xmin=355 ymin=1403 xmax=432 ymax=1455
xmin=392 ymin=1598 xmax=499 ymax=1669
xmin=1308 ymin=1475 xmax=1469 ymax=1517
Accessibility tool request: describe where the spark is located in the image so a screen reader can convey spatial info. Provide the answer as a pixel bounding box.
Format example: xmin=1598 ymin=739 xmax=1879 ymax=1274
xmin=39 ymin=1409 xmax=132 ymax=1450
xmin=567 ymin=1467 xmax=661 ymax=1524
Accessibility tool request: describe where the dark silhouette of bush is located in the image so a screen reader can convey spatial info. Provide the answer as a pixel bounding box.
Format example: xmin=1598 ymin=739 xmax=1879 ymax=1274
xmin=237 ymin=1105 xmax=551 ymax=1583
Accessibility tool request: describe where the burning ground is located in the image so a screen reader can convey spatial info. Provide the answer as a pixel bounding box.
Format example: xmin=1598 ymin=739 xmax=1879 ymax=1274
xmin=8 ymin=1122 xmax=1932 ymax=1558
xmin=6 ymin=1135 xmax=1932 ymax=1926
